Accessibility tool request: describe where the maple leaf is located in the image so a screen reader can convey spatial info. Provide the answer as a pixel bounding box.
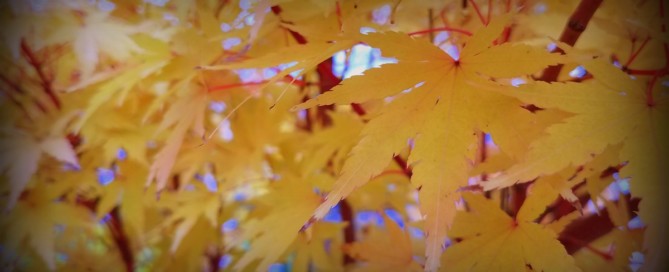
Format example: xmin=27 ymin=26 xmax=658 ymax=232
xmin=483 ymin=50 xmax=669 ymax=267
xmin=73 ymin=34 xmax=170 ymax=131
xmin=303 ymin=111 xmax=364 ymax=174
xmin=345 ymin=213 xmax=422 ymax=272
xmin=47 ymin=10 xmax=143 ymax=76
xmin=290 ymin=222 xmax=346 ymax=272
xmin=441 ymin=192 xmax=580 ymax=272
xmin=0 ymin=129 xmax=79 ymax=209
xmin=95 ymin=160 xmax=148 ymax=239
xmin=154 ymin=184 xmax=222 ymax=254
xmin=0 ymin=183 xmax=91 ymax=270
xmin=232 ymin=172 xmax=322 ymax=271
xmin=147 ymin=88 xmax=208 ymax=191
xmin=295 ymin=15 xmax=566 ymax=270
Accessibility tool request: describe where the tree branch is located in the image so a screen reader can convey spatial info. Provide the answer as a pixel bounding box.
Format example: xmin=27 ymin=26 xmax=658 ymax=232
xmin=108 ymin=207 xmax=135 ymax=272
xmin=538 ymin=0 xmax=603 ymax=82
xmin=339 ymin=200 xmax=356 ymax=265
xmin=559 ymin=196 xmax=639 ymax=254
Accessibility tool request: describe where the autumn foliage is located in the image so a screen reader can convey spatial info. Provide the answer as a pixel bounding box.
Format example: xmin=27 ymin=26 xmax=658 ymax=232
xmin=0 ymin=0 xmax=668 ymax=271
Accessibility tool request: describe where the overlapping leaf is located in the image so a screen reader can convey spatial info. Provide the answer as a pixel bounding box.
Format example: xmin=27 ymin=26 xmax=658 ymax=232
xmin=441 ymin=193 xmax=580 ymax=271
xmin=483 ymin=50 xmax=669 ymax=269
xmin=296 ymin=15 xmax=566 ymax=270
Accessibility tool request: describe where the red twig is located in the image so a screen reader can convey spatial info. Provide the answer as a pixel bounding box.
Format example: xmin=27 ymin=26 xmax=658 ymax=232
xmin=339 ymin=200 xmax=356 ymax=264
xmin=625 ymin=68 xmax=666 ymax=76
xmin=107 ymin=208 xmax=135 ymax=272
xmin=499 ymin=0 xmax=514 ymax=43
xmin=20 ymin=39 xmax=61 ymax=110
xmin=469 ymin=0 xmax=488 ymax=25
xmin=559 ymin=196 xmax=639 ymax=254
xmin=392 ymin=155 xmax=413 ymax=177
xmin=624 ymin=36 xmax=650 ymax=68
xmin=408 ymin=27 xmax=473 ymax=37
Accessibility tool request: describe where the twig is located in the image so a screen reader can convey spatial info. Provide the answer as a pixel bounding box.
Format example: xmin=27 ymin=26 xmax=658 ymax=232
xmin=558 ymin=196 xmax=639 ymax=254
xmin=469 ymin=0 xmax=488 ymax=25
xmin=392 ymin=155 xmax=413 ymax=177
xmin=108 ymin=207 xmax=135 ymax=272
xmin=428 ymin=8 xmax=435 ymax=42
xmin=339 ymin=200 xmax=356 ymax=264
xmin=624 ymin=36 xmax=650 ymax=68
xmin=499 ymin=0 xmax=514 ymax=43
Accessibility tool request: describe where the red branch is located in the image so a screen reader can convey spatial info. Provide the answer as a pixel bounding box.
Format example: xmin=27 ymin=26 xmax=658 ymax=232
xmin=339 ymin=200 xmax=356 ymax=264
xmin=75 ymin=197 xmax=134 ymax=272
xmin=108 ymin=207 xmax=135 ymax=272
xmin=539 ymin=0 xmax=603 ymax=82
xmin=559 ymin=196 xmax=639 ymax=254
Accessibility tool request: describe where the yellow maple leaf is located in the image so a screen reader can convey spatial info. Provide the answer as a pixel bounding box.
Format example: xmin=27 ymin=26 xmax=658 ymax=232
xmin=147 ymin=88 xmax=208 ymax=191
xmin=345 ymin=213 xmax=422 ymax=272
xmin=483 ymin=50 xmax=669 ymax=269
xmin=95 ymin=160 xmax=148 ymax=240
xmin=0 ymin=130 xmax=78 ymax=209
xmin=149 ymin=182 xmax=222 ymax=255
xmin=0 ymin=182 xmax=91 ymax=270
xmin=48 ymin=10 xmax=143 ymax=76
xmin=294 ymin=15 xmax=566 ymax=270
xmin=232 ymin=173 xmax=321 ymax=271
xmin=290 ymin=222 xmax=346 ymax=272
xmin=441 ymin=193 xmax=580 ymax=271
